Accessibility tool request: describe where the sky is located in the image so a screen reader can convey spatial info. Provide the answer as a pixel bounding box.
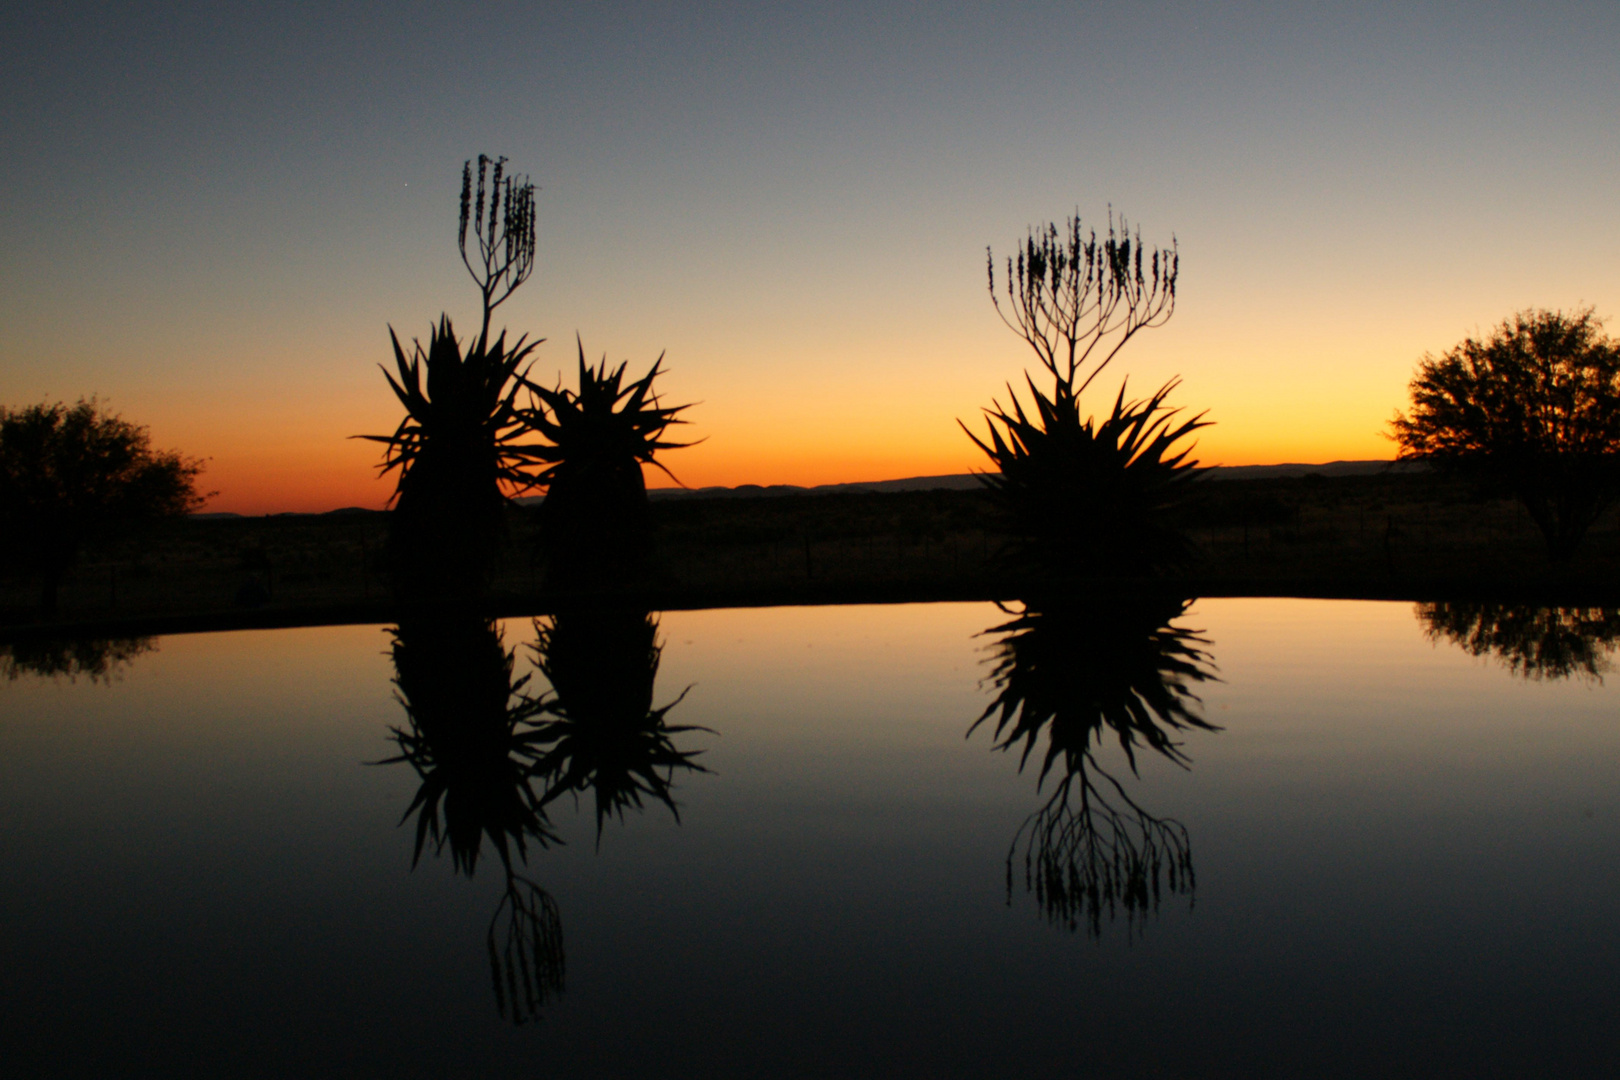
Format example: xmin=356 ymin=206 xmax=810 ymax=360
xmin=3 ymin=1 xmax=1619 ymax=514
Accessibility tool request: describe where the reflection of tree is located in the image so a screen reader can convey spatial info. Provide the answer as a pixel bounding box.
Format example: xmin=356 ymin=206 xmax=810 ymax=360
xmin=0 ymin=635 xmax=155 ymax=682
xmin=530 ymin=608 xmax=710 ymax=840
xmin=381 ymin=615 xmax=563 ymax=1024
xmin=973 ymin=594 xmax=1219 ymax=935
xmin=1418 ymin=602 xmax=1620 ymax=682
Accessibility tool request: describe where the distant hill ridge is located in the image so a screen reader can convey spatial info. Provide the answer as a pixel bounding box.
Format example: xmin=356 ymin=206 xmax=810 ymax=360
xmin=192 ymin=460 xmax=1417 ymax=518
xmin=642 ymin=459 xmax=1420 ymax=500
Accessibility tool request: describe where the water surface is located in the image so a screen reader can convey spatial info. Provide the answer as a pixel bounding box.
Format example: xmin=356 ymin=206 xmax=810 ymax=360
xmin=2 ymin=599 xmax=1617 ymax=1077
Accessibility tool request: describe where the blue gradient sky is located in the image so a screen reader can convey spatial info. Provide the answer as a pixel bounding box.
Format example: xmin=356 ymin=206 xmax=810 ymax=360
xmin=4 ymin=2 xmax=1617 ymax=512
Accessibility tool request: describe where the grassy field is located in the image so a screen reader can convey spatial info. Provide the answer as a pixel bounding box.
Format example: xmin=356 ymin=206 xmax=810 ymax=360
xmin=4 ymin=471 xmax=1619 ymax=638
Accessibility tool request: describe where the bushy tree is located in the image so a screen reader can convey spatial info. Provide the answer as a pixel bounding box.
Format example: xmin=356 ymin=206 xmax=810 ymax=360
xmin=0 ymin=399 xmax=205 ymax=616
xmin=1392 ymin=308 xmax=1620 ymax=564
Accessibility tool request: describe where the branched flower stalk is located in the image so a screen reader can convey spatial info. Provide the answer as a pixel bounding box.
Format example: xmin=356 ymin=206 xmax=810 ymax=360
xmin=988 ymin=210 xmax=1178 ymax=396
xmin=460 ymin=154 xmax=537 ymax=347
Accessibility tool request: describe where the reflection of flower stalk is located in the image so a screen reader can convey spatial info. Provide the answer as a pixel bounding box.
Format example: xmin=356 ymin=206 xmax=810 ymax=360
xmin=1010 ymin=756 xmax=1194 ymax=938
xmin=488 ymin=872 xmax=565 ymax=1026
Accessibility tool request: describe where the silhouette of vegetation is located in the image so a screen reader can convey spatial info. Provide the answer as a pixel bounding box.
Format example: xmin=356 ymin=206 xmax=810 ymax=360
xmin=529 ymin=607 xmax=710 ymax=840
xmin=0 ymin=399 xmax=205 ymax=616
xmin=1392 ymin=308 xmax=1620 ymax=564
xmin=457 ymin=155 xmax=537 ymax=346
xmin=384 ymin=616 xmax=556 ymax=871
xmin=358 ymin=156 xmax=546 ymax=602
xmin=0 ymin=634 xmax=155 ymax=682
xmin=972 ymin=593 xmax=1219 ymax=935
xmin=965 ymin=214 xmax=1207 ymax=575
xmin=1418 ymin=602 xmax=1620 ymax=682
xmin=378 ymin=605 xmax=707 ymax=1020
xmin=522 ymin=342 xmax=695 ymax=579
xmin=380 ymin=615 xmax=564 ymax=1023
xmin=486 ymin=873 xmax=565 ymax=1025
xmin=966 ymin=381 xmax=1209 ymax=573
xmin=362 ymin=319 xmax=543 ymax=598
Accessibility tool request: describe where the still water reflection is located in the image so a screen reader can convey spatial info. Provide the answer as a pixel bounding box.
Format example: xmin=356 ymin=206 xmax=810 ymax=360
xmin=1418 ymin=601 xmax=1620 ymax=681
xmin=2 ymin=599 xmax=1618 ymax=1077
xmin=378 ymin=608 xmax=709 ymax=1024
xmin=973 ymin=594 xmax=1217 ymax=935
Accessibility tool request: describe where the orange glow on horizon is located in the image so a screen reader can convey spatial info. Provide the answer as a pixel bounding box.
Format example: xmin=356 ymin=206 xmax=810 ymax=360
xmin=200 ymin=437 xmax=1402 ymax=515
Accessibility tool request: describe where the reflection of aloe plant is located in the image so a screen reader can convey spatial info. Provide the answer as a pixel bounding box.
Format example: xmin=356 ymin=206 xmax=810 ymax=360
xmin=973 ymin=595 xmax=1219 ymax=935
xmin=0 ymin=635 xmax=155 ymax=682
xmin=520 ymin=341 xmax=694 ymax=574
xmin=381 ymin=616 xmax=565 ymax=1023
xmin=530 ymin=608 xmax=709 ymax=838
xmin=385 ymin=616 xmax=555 ymax=872
xmin=1419 ymin=602 xmax=1620 ymax=682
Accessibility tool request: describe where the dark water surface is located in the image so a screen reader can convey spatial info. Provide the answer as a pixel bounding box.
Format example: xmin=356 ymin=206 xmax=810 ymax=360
xmin=2 ymin=599 xmax=1617 ymax=1078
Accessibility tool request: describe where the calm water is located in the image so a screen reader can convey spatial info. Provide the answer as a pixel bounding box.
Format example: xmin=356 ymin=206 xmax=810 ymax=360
xmin=2 ymin=598 xmax=1618 ymax=1078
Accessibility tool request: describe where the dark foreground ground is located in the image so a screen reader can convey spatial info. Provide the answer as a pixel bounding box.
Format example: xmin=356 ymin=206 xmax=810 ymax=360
xmin=4 ymin=470 xmax=1620 ymax=641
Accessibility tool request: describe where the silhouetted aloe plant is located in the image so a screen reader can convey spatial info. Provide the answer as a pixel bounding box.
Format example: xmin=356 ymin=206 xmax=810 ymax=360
xmin=358 ymin=155 xmax=544 ymax=602
xmin=520 ymin=341 xmax=695 ymax=578
xmin=362 ymin=321 xmax=544 ymax=598
xmin=529 ymin=607 xmax=710 ymax=840
xmin=967 ymin=213 xmax=1207 ymax=576
xmin=972 ymin=593 xmax=1219 ymax=935
xmin=965 ymin=379 xmax=1209 ymax=573
xmin=380 ymin=615 xmax=565 ymax=1023
xmin=1418 ymin=602 xmax=1620 ymax=681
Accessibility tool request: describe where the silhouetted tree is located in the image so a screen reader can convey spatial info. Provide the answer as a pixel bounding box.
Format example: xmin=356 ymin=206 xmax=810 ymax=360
xmin=359 ymin=156 xmax=547 ymax=601
xmin=964 ymin=213 xmax=1208 ymax=575
xmin=972 ymin=593 xmax=1219 ymax=935
xmin=0 ymin=399 xmax=205 ymax=616
xmin=1392 ymin=308 xmax=1620 ymax=564
xmin=1418 ymin=601 xmax=1620 ymax=681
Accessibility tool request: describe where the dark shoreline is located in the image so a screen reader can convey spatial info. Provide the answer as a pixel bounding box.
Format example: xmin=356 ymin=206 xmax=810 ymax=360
xmin=4 ymin=470 xmax=1619 ymax=644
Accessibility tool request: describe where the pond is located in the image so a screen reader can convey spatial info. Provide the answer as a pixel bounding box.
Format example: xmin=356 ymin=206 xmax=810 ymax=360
xmin=2 ymin=598 xmax=1617 ymax=1077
